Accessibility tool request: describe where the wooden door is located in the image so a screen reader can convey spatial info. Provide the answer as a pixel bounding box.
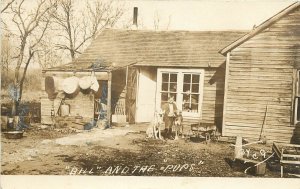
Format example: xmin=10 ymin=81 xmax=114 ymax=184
xmin=126 ymin=68 xmax=137 ymax=124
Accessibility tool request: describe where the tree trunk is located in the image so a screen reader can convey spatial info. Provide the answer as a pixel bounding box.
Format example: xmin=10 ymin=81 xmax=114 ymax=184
xmin=70 ymin=49 xmax=75 ymax=60
xmin=19 ymin=51 xmax=34 ymax=102
xmin=11 ymin=71 xmax=19 ymax=117
xmin=11 ymin=40 xmax=26 ymax=117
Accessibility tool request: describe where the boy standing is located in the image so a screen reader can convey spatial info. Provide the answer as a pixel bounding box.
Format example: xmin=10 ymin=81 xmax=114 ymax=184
xmin=162 ymin=96 xmax=177 ymax=139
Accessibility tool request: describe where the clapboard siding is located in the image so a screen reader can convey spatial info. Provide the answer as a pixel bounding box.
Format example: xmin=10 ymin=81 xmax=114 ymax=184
xmin=201 ymin=67 xmax=225 ymax=129
xmin=41 ymin=71 xmax=95 ymax=125
xmin=224 ymin=7 xmax=300 ymax=143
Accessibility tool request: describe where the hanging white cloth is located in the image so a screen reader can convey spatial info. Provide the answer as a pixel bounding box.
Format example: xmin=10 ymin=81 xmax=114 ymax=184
xmin=90 ymin=76 xmax=99 ymax=92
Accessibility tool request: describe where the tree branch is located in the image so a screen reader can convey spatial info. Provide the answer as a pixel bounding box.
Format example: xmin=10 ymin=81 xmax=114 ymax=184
xmin=1 ymin=0 xmax=15 ymax=13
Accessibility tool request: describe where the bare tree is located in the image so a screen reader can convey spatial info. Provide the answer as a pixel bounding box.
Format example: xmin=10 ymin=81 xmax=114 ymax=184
xmin=1 ymin=33 xmax=12 ymax=73
xmin=35 ymin=34 xmax=66 ymax=69
xmin=5 ymin=0 xmax=57 ymax=116
xmin=52 ymin=0 xmax=124 ymax=60
xmin=1 ymin=0 xmax=16 ymax=13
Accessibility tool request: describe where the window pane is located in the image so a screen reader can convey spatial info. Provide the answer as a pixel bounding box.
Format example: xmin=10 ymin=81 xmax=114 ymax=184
xmin=162 ymin=83 xmax=168 ymax=91
xmin=192 ymin=74 xmax=200 ymax=83
xmin=183 ymin=102 xmax=190 ymax=111
xmin=161 ymin=92 xmax=168 ymax=101
xmin=170 ymin=74 xmax=177 ymax=82
xmin=162 ymin=73 xmax=169 ymax=82
xmin=192 ymin=84 xmax=199 ymax=93
xmin=191 ymin=94 xmax=199 ymax=104
xmin=184 ymin=74 xmax=191 ymax=83
xmin=191 ymin=103 xmax=198 ymax=112
xmin=183 ymin=93 xmax=190 ymax=102
xmin=182 ymin=93 xmax=190 ymax=112
xmin=183 ymin=84 xmax=190 ymax=92
xmin=169 ymin=93 xmax=177 ymax=101
xmin=170 ymin=83 xmax=177 ymax=92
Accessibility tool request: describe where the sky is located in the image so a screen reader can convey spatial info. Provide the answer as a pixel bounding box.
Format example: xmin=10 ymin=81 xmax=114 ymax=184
xmin=2 ymin=0 xmax=298 ymax=69
xmin=119 ymin=0 xmax=296 ymax=30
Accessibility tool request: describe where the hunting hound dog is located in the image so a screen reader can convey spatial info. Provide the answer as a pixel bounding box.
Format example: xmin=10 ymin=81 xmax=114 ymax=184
xmin=174 ymin=110 xmax=184 ymax=140
xmin=146 ymin=110 xmax=164 ymax=140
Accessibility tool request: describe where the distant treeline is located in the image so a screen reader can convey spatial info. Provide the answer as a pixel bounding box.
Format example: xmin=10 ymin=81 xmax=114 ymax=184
xmin=1 ymin=69 xmax=42 ymax=91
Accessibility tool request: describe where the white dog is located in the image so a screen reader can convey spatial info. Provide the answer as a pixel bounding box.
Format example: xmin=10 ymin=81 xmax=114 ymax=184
xmin=146 ymin=110 xmax=164 ymax=140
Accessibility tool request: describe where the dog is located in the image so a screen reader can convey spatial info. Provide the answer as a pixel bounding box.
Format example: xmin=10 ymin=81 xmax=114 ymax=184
xmin=146 ymin=110 xmax=164 ymax=140
xmin=174 ymin=110 xmax=183 ymax=140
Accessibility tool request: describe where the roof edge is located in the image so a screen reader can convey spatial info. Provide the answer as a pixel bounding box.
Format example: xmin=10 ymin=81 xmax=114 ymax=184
xmin=219 ymin=1 xmax=300 ymax=55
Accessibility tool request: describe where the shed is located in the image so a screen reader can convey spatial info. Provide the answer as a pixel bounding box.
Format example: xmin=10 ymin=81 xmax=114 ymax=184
xmin=41 ymin=29 xmax=245 ymax=132
xmin=220 ymin=2 xmax=300 ymax=143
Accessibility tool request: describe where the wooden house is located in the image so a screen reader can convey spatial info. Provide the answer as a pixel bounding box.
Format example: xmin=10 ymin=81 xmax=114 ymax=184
xmin=220 ymin=2 xmax=300 ymax=143
xmin=41 ymin=29 xmax=245 ymax=132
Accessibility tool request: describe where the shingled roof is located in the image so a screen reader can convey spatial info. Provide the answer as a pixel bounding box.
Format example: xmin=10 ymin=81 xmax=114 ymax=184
xmin=45 ymin=29 xmax=246 ymax=71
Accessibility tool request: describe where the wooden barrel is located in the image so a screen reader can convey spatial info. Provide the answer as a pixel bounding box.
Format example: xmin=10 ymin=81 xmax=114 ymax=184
xmin=62 ymin=76 xmax=79 ymax=94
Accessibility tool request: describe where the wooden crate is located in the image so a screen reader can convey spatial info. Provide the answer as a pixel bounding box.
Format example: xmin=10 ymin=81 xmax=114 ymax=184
xmin=272 ymin=142 xmax=300 ymax=177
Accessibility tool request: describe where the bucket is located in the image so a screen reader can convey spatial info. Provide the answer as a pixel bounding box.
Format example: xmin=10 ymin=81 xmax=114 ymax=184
xmin=75 ymin=115 xmax=83 ymax=124
xmin=7 ymin=116 xmax=19 ymax=130
xmin=62 ymin=76 xmax=79 ymax=94
xmin=60 ymin=104 xmax=70 ymax=116
xmin=255 ymin=162 xmax=266 ymax=176
xmin=79 ymin=76 xmax=92 ymax=90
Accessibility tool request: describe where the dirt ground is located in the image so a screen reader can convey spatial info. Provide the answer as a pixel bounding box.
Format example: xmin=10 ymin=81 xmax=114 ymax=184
xmin=1 ymin=124 xmax=298 ymax=177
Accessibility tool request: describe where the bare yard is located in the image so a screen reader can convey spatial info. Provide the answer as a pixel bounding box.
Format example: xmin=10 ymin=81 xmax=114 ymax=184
xmin=1 ymin=124 xmax=295 ymax=177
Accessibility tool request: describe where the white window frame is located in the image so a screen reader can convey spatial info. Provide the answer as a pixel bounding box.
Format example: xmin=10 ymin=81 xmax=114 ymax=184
xmin=156 ymin=68 xmax=205 ymax=118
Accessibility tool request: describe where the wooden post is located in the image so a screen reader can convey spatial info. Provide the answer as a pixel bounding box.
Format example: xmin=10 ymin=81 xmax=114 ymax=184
xmin=222 ymin=52 xmax=230 ymax=136
xmin=107 ymin=71 xmax=112 ymax=128
xmin=280 ymin=148 xmax=284 ymax=178
xmin=125 ymin=66 xmax=129 ymax=120
xmin=234 ymin=136 xmax=243 ymax=159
